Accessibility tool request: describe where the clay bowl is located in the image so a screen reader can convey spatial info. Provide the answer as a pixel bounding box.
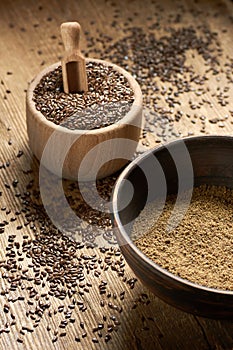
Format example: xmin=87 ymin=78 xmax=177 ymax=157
xmin=112 ymin=135 xmax=233 ymax=318
xmin=26 ymin=59 xmax=143 ymax=181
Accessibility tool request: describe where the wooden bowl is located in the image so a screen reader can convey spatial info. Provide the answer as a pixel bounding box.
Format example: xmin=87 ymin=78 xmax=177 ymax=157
xmin=112 ymin=135 xmax=233 ymax=318
xmin=26 ymin=59 xmax=143 ymax=181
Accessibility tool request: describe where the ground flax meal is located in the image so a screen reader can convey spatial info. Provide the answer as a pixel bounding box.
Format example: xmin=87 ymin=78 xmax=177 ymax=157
xmin=132 ymin=185 xmax=233 ymax=290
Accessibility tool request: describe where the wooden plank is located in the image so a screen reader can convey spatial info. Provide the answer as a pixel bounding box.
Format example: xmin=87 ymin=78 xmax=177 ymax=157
xmin=0 ymin=0 xmax=233 ymax=349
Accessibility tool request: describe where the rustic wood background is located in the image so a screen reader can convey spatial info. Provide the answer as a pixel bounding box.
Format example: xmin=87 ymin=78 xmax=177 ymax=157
xmin=0 ymin=0 xmax=233 ymax=349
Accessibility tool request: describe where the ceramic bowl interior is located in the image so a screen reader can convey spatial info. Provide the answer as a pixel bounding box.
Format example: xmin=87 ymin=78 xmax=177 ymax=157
xmin=112 ymin=135 xmax=233 ymax=318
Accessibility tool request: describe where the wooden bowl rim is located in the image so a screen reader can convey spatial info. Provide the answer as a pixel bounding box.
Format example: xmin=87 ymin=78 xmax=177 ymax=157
xmin=26 ymin=58 xmax=143 ymax=135
xmin=112 ymin=135 xmax=233 ymax=296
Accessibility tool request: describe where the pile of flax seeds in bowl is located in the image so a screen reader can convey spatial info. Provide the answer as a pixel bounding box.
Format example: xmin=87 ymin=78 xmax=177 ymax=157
xmin=33 ymin=62 xmax=134 ymax=130
xmin=1 ymin=1 xmax=233 ymax=346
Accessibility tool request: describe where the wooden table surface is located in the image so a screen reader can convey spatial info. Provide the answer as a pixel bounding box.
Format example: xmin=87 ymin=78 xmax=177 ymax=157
xmin=0 ymin=0 xmax=233 ymax=349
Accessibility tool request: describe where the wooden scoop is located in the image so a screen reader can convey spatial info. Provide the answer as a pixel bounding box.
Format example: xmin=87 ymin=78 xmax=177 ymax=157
xmin=60 ymin=22 xmax=88 ymax=93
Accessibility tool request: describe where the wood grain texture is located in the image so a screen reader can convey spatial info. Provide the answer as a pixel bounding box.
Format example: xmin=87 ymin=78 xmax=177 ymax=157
xmin=60 ymin=22 xmax=88 ymax=93
xmin=0 ymin=0 xmax=233 ymax=349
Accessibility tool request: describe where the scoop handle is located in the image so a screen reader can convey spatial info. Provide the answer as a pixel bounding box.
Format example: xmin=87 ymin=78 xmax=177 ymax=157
xmin=61 ymin=22 xmax=81 ymax=53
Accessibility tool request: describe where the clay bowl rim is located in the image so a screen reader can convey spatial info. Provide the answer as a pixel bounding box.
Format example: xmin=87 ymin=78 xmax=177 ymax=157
xmin=26 ymin=58 xmax=143 ymax=135
xmin=112 ymin=134 xmax=233 ymax=296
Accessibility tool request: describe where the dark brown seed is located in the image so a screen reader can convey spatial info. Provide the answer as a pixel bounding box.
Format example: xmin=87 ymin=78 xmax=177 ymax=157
xmin=3 ymin=305 xmax=9 ymax=313
xmin=105 ymin=334 xmax=111 ymax=343
xmin=16 ymin=150 xmax=23 ymax=158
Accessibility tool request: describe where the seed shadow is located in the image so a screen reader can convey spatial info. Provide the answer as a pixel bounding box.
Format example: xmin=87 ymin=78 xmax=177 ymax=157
xmin=114 ymin=284 xmax=233 ymax=350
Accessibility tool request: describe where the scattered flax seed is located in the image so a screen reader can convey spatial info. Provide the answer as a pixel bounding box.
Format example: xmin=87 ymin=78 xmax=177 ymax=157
xmin=105 ymin=334 xmax=111 ymax=342
xmin=16 ymin=150 xmax=23 ymax=158
xmin=80 ymin=321 xmax=85 ymax=329
xmin=52 ymin=336 xmax=58 ymax=343
xmin=1 ymin=1 xmax=232 ymax=347
xmin=60 ymin=332 xmax=66 ymax=337
xmin=133 ymin=185 xmax=233 ymax=290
